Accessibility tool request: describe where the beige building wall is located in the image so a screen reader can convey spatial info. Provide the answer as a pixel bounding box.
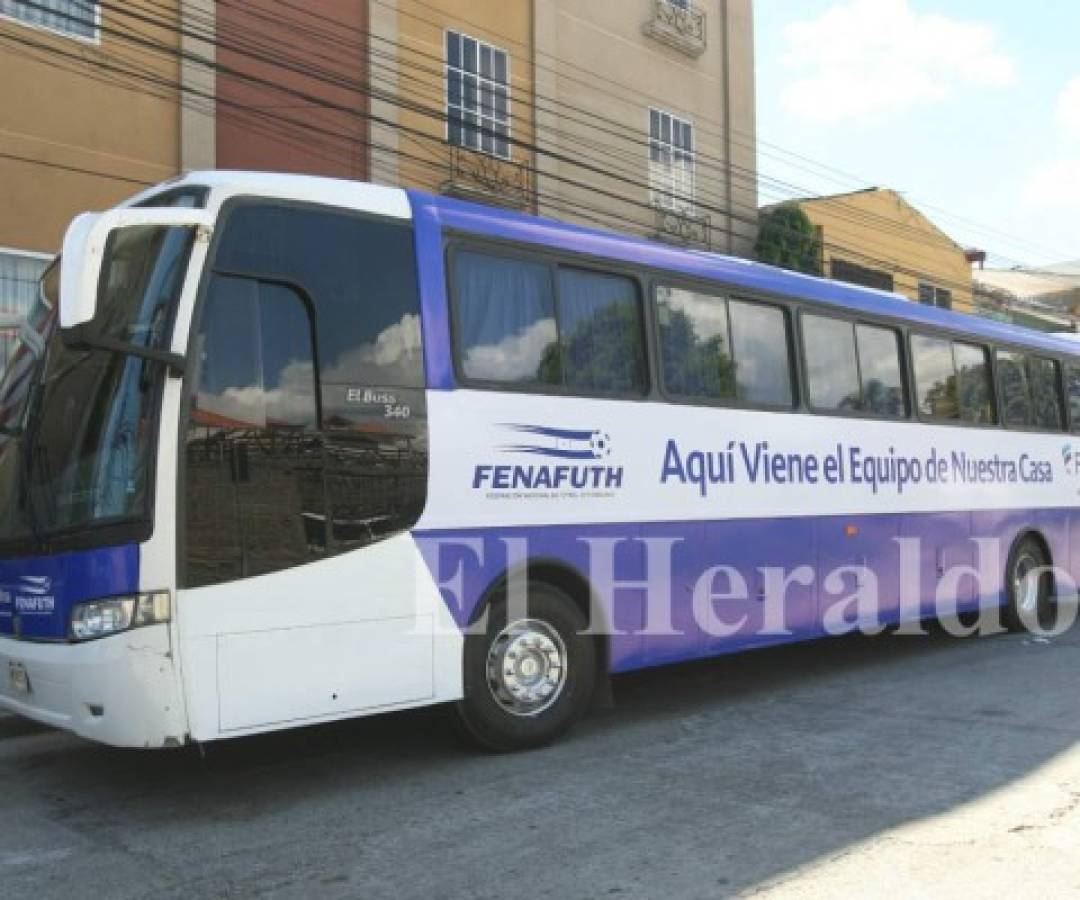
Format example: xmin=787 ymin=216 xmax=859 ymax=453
xmin=533 ymin=0 xmax=758 ymax=256
xmin=368 ymin=0 xmax=535 ymax=206
xmin=798 ymin=189 xmax=975 ymax=314
xmin=0 ymin=5 xmax=186 ymax=256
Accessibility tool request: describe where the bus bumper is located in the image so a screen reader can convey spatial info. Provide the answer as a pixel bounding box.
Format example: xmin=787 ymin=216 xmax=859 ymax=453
xmin=0 ymin=625 xmax=188 ymax=748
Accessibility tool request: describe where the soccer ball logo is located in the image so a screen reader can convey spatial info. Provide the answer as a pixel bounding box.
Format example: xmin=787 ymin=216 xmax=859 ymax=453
xmin=590 ymin=431 xmax=612 ymax=459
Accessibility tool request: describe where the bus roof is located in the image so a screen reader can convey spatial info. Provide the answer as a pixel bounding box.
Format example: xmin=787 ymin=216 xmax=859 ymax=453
xmin=141 ymin=171 xmax=1077 ymax=358
xmin=409 ymin=189 xmax=1080 ymax=359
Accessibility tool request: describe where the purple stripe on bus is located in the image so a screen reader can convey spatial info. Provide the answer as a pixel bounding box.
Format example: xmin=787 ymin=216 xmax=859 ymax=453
xmin=0 ymin=544 xmax=139 ymax=641
xmin=414 ymin=508 xmax=1077 ymax=674
xmin=410 ymin=198 xmax=455 ymax=390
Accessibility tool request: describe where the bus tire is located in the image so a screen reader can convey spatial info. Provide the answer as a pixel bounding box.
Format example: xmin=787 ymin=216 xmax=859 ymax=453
xmin=1002 ymin=536 xmax=1053 ymax=634
xmin=454 ymin=582 xmax=596 ymax=752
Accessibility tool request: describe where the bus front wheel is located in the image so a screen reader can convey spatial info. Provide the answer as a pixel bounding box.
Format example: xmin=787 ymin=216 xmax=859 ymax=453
xmin=454 ymin=582 xmax=596 ymax=752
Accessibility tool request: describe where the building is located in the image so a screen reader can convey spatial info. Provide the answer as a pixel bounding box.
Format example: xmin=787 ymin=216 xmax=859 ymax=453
xmin=533 ymin=0 xmax=758 ymax=255
xmin=0 ymin=1 xmax=183 ymax=360
xmin=772 ymin=188 xmax=975 ymax=314
xmin=0 ymin=0 xmax=759 ymax=343
xmin=369 ymin=0 xmax=758 ymax=256
xmin=213 ymin=0 xmax=370 ymax=180
xmin=974 ymin=267 xmax=1080 ymax=333
xmin=368 ymin=0 xmax=535 ymax=208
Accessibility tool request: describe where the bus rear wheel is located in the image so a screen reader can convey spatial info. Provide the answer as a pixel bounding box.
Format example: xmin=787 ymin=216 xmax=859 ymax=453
xmin=1002 ymin=537 xmax=1054 ymax=633
xmin=454 ymin=582 xmax=596 ymax=752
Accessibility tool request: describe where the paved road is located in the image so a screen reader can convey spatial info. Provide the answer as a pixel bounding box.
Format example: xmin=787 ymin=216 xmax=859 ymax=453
xmin=3 ymin=625 xmax=1080 ymax=899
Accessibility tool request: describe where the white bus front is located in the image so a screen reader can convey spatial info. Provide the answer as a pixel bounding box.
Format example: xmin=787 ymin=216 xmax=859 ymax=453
xmin=0 ymin=175 xmax=462 ymax=747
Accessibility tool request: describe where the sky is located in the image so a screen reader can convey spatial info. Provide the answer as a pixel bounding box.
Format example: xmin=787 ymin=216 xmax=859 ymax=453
xmin=754 ymin=0 xmax=1080 ymax=269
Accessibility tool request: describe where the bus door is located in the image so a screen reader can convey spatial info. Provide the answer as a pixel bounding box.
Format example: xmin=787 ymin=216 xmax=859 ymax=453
xmin=815 ymin=515 xmax=902 ymax=631
xmin=184 ymin=274 xmax=326 ymax=582
xmin=700 ymin=517 xmax=817 ymax=653
xmin=900 ymin=512 xmax=974 ymax=620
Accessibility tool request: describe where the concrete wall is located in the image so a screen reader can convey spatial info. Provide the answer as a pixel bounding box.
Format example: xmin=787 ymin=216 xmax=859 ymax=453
xmin=216 ymin=0 xmax=369 ymax=179
xmin=799 ymin=189 xmax=975 ymax=314
xmin=533 ymin=0 xmax=758 ymax=256
xmin=0 ymin=5 xmax=184 ymax=254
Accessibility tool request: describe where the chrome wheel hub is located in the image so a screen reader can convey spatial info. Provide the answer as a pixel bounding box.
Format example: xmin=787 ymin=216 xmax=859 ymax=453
xmin=486 ymin=619 xmax=567 ymax=717
xmin=1014 ymin=554 xmax=1040 ymax=615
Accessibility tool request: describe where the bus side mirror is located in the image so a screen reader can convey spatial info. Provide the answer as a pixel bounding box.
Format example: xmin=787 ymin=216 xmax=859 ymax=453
xmin=59 ymin=207 xmax=214 ymax=331
xmin=59 ymin=212 xmax=107 ymax=329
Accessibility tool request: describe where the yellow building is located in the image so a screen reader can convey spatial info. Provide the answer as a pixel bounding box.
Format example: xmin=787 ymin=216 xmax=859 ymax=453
xmin=0 ymin=0 xmax=214 ymax=357
xmin=368 ymin=1 xmax=758 ymax=255
xmin=368 ymin=0 xmax=536 ymax=210
xmin=783 ymin=188 xmax=975 ymax=314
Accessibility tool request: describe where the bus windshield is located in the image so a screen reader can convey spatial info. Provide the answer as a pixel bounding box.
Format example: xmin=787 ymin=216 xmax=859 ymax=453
xmin=0 ymin=224 xmax=196 ymax=551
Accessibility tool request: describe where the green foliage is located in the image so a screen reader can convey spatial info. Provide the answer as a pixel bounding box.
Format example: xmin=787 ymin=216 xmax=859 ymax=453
xmin=755 ymin=204 xmax=823 ymax=276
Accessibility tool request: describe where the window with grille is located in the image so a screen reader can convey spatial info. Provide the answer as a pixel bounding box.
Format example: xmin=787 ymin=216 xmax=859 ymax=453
xmin=0 ymin=0 xmax=98 ymax=40
xmin=0 ymin=249 xmax=50 ymax=319
xmin=446 ymin=31 xmax=510 ymax=158
xmin=649 ymin=109 xmax=695 ymax=213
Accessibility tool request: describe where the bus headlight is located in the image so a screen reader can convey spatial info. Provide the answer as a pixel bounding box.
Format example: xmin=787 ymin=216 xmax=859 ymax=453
xmin=70 ymin=592 xmax=172 ymax=642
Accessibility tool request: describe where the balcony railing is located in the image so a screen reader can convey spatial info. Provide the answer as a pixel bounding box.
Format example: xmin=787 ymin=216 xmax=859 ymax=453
xmin=654 ymin=205 xmax=712 ymax=250
xmin=441 ymin=146 xmax=533 ymax=210
xmin=642 ymin=0 xmax=707 ymax=58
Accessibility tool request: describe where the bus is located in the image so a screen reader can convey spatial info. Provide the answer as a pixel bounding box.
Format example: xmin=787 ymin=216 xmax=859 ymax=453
xmin=0 ymin=171 xmax=1076 ymax=752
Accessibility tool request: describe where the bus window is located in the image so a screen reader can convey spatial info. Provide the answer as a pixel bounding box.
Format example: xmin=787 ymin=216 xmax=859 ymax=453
xmin=186 ymin=276 xmax=323 ymax=585
xmin=912 ymin=335 xmax=958 ymax=420
xmin=728 ymin=300 xmax=793 ymax=407
xmin=997 ymin=350 xmax=1032 ymax=429
xmin=1068 ymin=365 xmax=1080 ymax=432
xmin=186 ymin=204 xmax=428 ymax=586
xmin=454 ymin=251 xmax=558 ymax=385
xmin=802 ymin=314 xmax=860 ymax=412
xmin=654 ymin=285 xmax=734 ymax=401
xmin=855 ymin=324 xmax=906 ymax=417
xmin=954 ymin=342 xmax=995 ymax=425
xmin=556 ymin=268 xmax=647 ymax=395
xmin=1029 ymin=357 xmax=1063 ymax=430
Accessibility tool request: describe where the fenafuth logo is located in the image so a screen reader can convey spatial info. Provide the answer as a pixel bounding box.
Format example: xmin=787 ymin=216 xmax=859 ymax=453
xmin=8 ymin=575 xmax=56 ymax=615
xmin=1063 ymin=444 xmax=1080 ymax=477
xmin=473 ymin=424 xmax=623 ymax=493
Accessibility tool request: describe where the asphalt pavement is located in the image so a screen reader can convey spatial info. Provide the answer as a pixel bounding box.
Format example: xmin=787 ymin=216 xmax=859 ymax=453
xmin=2 ymin=624 xmax=1079 ymax=899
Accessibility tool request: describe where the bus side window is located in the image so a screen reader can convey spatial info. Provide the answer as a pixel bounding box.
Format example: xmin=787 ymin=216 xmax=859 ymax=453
xmin=912 ymin=335 xmax=958 ymax=420
xmin=802 ymin=314 xmax=859 ymax=412
xmin=452 ymin=250 xmax=648 ymax=398
xmin=654 ymin=285 xmax=734 ymax=401
xmin=556 ymin=268 xmax=647 ymax=395
xmin=954 ymin=342 xmax=995 ymax=425
xmin=1028 ymin=356 xmax=1063 ymax=431
xmin=997 ymin=350 xmax=1032 ymax=429
xmin=453 ymin=250 xmax=559 ymax=385
xmin=855 ymin=324 xmax=906 ymax=418
xmin=728 ymin=299 xmax=793 ymax=407
xmin=1068 ymin=364 xmax=1080 ymax=433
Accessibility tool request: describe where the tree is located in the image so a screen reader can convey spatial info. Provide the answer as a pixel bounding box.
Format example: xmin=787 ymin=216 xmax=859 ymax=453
xmin=755 ymin=204 xmax=823 ymax=276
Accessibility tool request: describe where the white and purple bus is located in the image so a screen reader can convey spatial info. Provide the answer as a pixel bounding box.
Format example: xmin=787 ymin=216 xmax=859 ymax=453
xmin=0 ymin=171 xmax=1076 ymax=751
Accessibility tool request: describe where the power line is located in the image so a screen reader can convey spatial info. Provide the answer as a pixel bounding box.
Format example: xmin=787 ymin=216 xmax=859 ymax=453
xmin=2 ymin=0 xmax=1039 ymax=308
xmin=47 ymin=0 xmax=1044 ymax=280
